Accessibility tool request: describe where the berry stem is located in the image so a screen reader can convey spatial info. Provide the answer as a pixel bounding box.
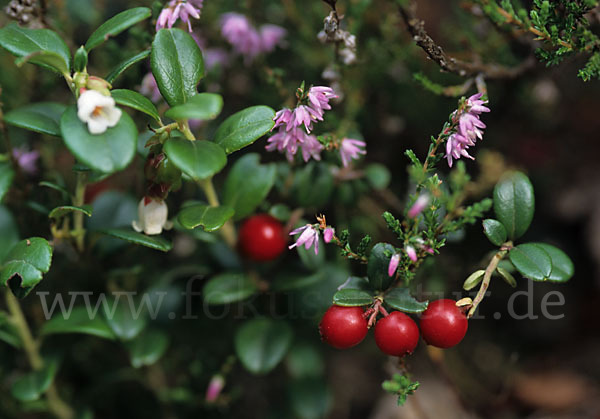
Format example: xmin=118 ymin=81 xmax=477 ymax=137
xmin=467 ymin=245 xmax=509 ymax=318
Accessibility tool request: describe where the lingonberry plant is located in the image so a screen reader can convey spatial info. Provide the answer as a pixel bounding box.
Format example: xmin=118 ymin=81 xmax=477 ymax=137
xmin=0 ymin=0 xmax=584 ymax=417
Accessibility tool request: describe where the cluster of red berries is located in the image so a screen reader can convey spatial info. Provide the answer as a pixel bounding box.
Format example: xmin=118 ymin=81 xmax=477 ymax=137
xmin=319 ymin=299 xmax=468 ymax=355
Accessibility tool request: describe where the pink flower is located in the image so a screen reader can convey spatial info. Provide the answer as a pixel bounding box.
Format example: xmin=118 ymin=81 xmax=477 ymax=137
xmin=323 ymin=227 xmax=335 ymax=243
xmin=205 ymin=374 xmax=225 ymax=403
xmin=156 ymin=0 xmax=203 ymax=32
xmin=273 ymin=108 xmax=294 ymax=131
xmin=307 ymin=86 xmax=337 ymax=117
xmin=12 ymin=147 xmax=39 ymax=175
xmin=259 ymin=24 xmax=286 ymax=52
xmin=301 ymin=135 xmax=323 ymax=162
xmin=289 ymin=224 xmax=320 ymax=254
xmin=405 ymin=245 xmax=417 ymax=262
xmin=388 ymin=253 xmax=400 ymax=277
xmin=407 ymin=194 xmax=430 ymax=218
xmin=221 ymin=13 xmax=262 ymax=62
xmin=339 ymin=138 xmax=366 ymax=167
xmin=266 ymin=126 xmax=322 ymax=162
xmin=139 ymin=73 xmax=162 ymax=103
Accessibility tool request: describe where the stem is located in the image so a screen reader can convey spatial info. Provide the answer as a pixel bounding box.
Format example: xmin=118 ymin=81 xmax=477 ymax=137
xmin=199 ymin=178 xmax=237 ymax=248
xmin=72 ymin=172 xmax=87 ymax=252
xmin=467 ymin=248 xmax=507 ymax=318
xmin=5 ymin=292 xmax=74 ymax=419
xmin=180 ymin=121 xmax=195 ymax=141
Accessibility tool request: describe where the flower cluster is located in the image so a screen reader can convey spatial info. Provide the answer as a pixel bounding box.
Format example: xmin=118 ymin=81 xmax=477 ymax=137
xmin=445 ymin=93 xmax=490 ymax=167
xmin=267 ymin=86 xmax=337 ymax=162
xmin=220 ymin=13 xmax=286 ymax=62
xmin=156 ymin=0 xmax=203 ymax=32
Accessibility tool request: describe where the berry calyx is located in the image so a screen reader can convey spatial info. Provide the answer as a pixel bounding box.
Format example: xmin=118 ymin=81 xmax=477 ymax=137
xmin=319 ymin=305 xmax=368 ymax=349
xmin=238 ymin=214 xmax=287 ymax=262
xmin=420 ymin=299 xmax=468 ymax=348
xmin=374 ymin=311 xmax=420 ymax=357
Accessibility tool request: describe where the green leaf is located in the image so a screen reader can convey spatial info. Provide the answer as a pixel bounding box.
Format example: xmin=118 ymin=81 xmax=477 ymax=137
xmin=73 ymin=46 xmax=88 ymax=72
xmin=111 ymin=89 xmax=160 ymax=121
xmin=41 ymin=306 xmax=116 ymax=340
xmin=60 ymin=105 xmax=137 ymax=174
xmin=164 ymin=93 xmax=223 ymax=121
xmin=234 ymin=318 xmax=293 ymax=375
xmin=48 ymin=205 xmax=92 ymax=219
xmin=0 ymin=23 xmax=70 ymax=74
xmin=125 ymin=329 xmax=169 ymax=368
xmin=493 ymin=171 xmax=535 ymax=240
xmin=213 ymin=106 xmax=275 ymax=154
xmin=4 ymin=102 xmax=66 ymax=136
xmin=367 ymin=243 xmax=395 ymax=291
xmin=0 ymin=162 xmax=15 ymax=203
xmin=177 ymin=204 xmax=234 ymax=232
xmin=532 ymin=243 xmax=574 ymax=282
xmin=15 ymin=50 xmax=70 ymax=75
xmin=223 ymin=153 xmax=276 ymax=220
xmin=105 ymin=49 xmax=151 ymax=84
xmin=271 ymin=271 xmax=326 ymax=292
xmin=100 ymin=228 xmax=172 ymax=252
xmin=163 ymin=138 xmax=226 ymax=181
xmin=384 ymin=287 xmax=428 ymax=313
xmin=482 ymin=219 xmax=508 ymax=246
xmin=463 ymin=269 xmax=485 ymax=291
xmin=151 ymin=28 xmax=204 ymax=106
xmin=332 ymin=288 xmax=373 ymax=306
xmin=0 ymin=311 xmax=21 ymax=348
xmin=1 ymin=238 xmax=52 ymax=295
xmin=11 ymin=360 xmax=58 ymax=402
xmin=0 ymin=205 xmax=19 ymax=262
xmin=509 ymin=243 xmax=552 ymax=281
xmin=289 ymin=378 xmax=332 ymax=419
xmin=496 ymin=267 xmax=517 ymax=287
xmin=364 ymin=163 xmax=391 ymax=190
xmin=85 ymin=7 xmax=152 ymax=51
xmin=203 ymin=273 xmax=257 ymax=305
xmin=102 ymin=297 xmax=147 ymax=341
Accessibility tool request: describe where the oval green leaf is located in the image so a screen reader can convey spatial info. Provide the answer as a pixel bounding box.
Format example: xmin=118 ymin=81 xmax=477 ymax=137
xmin=332 ymin=288 xmax=374 ymax=306
xmin=463 ymin=269 xmax=485 ymax=291
xmin=11 ymin=361 xmax=58 ymax=402
xmin=496 ymin=267 xmax=517 ymax=287
xmin=384 ymin=287 xmax=429 ymax=313
xmin=60 ymin=105 xmax=137 ymax=174
xmin=125 ymin=329 xmax=169 ymax=368
xmin=85 ymin=7 xmax=152 ymax=51
xmin=151 ymin=28 xmax=204 ymax=106
xmin=111 ymin=89 xmax=160 ymax=121
xmin=1 ymin=238 xmax=53 ymax=295
xmin=223 ymin=153 xmax=276 ymax=220
xmin=4 ymin=102 xmax=66 ymax=136
xmin=165 ymin=93 xmax=223 ymax=121
xmin=100 ymin=228 xmax=172 ymax=252
xmin=41 ymin=306 xmax=116 ymax=340
xmin=15 ymin=50 xmax=69 ymax=75
xmin=367 ymin=243 xmax=396 ymax=291
xmin=106 ymin=49 xmax=151 ymax=84
xmin=532 ymin=242 xmax=574 ymax=282
xmin=482 ymin=218 xmax=508 ymax=246
xmin=493 ymin=171 xmax=535 ymax=240
xmin=234 ymin=318 xmax=293 ymax=375
xmin=177 ymin=204 xmax=234 ymax=232
xmin=48 ymin=204 xmax=92 ymax=219
xmin=102 ymin=297 xmax=147 ymax=341
xmin=509 ymin=243 xmax=552 ymax=281
xmin=163 ymin=138 xmax=227 ymax=181
xmin=203 ymin=273 xmax=257 ymax=305
xmin=213 ymin=106 xmax=275 ymax=154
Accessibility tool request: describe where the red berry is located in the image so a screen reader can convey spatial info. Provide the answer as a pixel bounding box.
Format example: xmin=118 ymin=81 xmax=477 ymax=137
xmin=374 ymin=311 xmax=419 ymax=357
xmin=319 ymin=305 xmax=368 ymax=349
xmin=420 ymin=299 xmax=468 ymax=348
xmin=238 ymin=214 xmax=287 ymax=262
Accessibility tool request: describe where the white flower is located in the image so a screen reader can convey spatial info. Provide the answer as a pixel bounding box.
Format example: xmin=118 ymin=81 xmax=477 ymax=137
xmin=77 ymin=90 xmax=122 ymax=134
xmin=132 ymin=197 xmax=173 ymax=235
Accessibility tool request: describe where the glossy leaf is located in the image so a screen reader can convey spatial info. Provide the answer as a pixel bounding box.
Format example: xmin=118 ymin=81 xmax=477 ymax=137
xmin=60 ymin=106 xmax=137 ymax=173
xmin=163 ymin=138 xmax=227 ymax=181
xmin=4 ymin=102 xmax=65 ymax=137
xmin=48 ymin=205 xmax=92 ymax=219
xmin=11 ymin=360 xmax=58 ymax=402
xmin=482 ymin=219 xmax=507 ymax=246
xmin=332 ymin=289 xmax=373 ymax=306
xmin=41 ymin=306 xmax=116 ymax=340
xmin=0 ymin=205 xmax=19 ymax=262
xmin=533 ymin=242 xmax=574 ymax=282
xmin=0 ymin=162 xmax=15 ymax=203
xmin=463 ymin=269 xmax=485 ymax=291
xmin=85 ymin=7 xmax=152 ymax=51
xmin=0 ymin=23 xmax=70 ymax=74
xmin=0 ymin=238 xmax=53 ymax=295
xmin=102 ymin=297 xmax=147 ymax=341
xmin=177 ymin=204 xmax=234 ymax=232
xmin=106 ymin=49 xmax=151 ymax=84
xmin=496 ymin=267 xmax=517 ymax=287
xmin=164 ymin=93 xmax=223 ymax=121
xmin=509 ymin=243 xmax=552 ymax=281
xmin=15 ymin=50 xmax=69 ymax=75
xmin=234 ymin=318 xmax=293 ymax=375
xmin=384 ymin=287 xmax=429 ymax=313
xmin=203 ymin=273 xmax=257 ymax=305
xmin=111 ymin=89 xmax=160 ymax=121
xmin=223 ymin=153 xmax=276 ymax=220
xmin=367 ymin=243 xmax=396 ymax=291
xmin=126 ymin=329 xmax=169 ymax=368
xmin=151 ymin=28 xmax=204 ymax=106
xmin=100 ymin=228 xmax=172 ymax=252
xmin=213 ymin=106 xmax=275 ymax=154
xmin=493 ymin=171 xmax=535 ymax=240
